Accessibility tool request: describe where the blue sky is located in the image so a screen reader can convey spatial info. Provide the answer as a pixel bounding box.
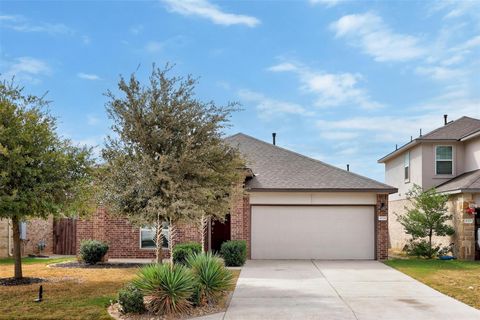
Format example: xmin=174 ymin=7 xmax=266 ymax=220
xmin=1 ymin=0 xmax=479 ymax=181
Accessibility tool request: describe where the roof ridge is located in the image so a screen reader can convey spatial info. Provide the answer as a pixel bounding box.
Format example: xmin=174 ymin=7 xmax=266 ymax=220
xmin=229 ymin=132 xmax=394 ymax=189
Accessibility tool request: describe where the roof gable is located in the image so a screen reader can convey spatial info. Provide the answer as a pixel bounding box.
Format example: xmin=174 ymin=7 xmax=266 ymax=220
xmin=225 ymin=133 xmax=396 ymax=193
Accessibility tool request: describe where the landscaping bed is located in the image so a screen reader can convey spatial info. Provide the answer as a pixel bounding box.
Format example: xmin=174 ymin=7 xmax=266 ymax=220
xmin=385 ymin=259 xmax=480 ymax=309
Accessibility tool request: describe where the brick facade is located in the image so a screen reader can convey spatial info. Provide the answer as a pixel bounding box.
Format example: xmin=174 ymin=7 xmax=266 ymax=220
xmin=24 ymin=217 xmax=54 ymax=256
xmin=376 ymin=194 xmax=389 ymax=260
xmin=77 ymin=192 xmax=390 ymax=261
xmin=76 ymin=208 xmax=207 ymax=259
xmin=0 ymin=219 xmax=11 ymax=258
xmin=450 ymin=193 xmax=477 ymax=260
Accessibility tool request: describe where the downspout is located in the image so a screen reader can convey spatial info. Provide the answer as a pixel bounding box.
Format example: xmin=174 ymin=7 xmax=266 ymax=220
xmin=8 ymin=219 xmax=13 ymax=256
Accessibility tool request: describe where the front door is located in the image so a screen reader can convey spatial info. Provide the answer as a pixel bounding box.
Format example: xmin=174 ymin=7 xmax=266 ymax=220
xmin=210 ymin=214 xmax=231 ymax=252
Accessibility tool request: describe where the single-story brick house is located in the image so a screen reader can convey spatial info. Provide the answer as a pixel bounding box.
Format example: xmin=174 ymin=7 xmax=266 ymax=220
xmin=77 ymin=133 xmax=397 ymax=260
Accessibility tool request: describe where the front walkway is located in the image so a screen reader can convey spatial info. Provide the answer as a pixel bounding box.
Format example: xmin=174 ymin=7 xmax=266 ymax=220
xmin=223 ymin=260 xmax=480 ymax=320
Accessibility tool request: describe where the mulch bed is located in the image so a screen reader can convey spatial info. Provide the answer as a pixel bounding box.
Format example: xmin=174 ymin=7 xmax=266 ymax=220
xmin=0 ymin=277 xmax=46 ymax=286
xmin=51 ymin=261 xmax=145 ymax=269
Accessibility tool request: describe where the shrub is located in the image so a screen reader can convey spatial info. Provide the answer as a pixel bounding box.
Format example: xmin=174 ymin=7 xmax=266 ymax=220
xmin=405 ymin=239 xmax=442 ymax=258
xmin=132 ymin=263 xmax=194 ymax=315
xmin=118 ymin=283 xmax=145 ymax=314
xmin=79 ymin=240 xmax=109 ymax=265
xmin=173 ymin=242 xmax=202 ymax=265
xmin=186 ymin=252 xmax=233 ymax=306
xmin=220 ymin=240 xmax=246 ymax=266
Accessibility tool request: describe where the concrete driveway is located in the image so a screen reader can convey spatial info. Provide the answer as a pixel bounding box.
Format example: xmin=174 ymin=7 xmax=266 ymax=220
xmin=223 ymin=260 xmax=480 ymax=320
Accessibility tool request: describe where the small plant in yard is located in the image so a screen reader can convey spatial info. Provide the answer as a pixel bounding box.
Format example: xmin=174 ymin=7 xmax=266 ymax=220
xmin=220 ymin=240 xmax=247 ymax=266
xmin=118 ymin=283 xmax=145 ymax=314
xmin=79 ymin=240 xmax=109 ymax=265
xmin=173 ymin=242 xmax=202 ymax=265
xmin=187 ymin=252 xmax=233 ymax=306
xmin=397 ymin=185 xmax=455 ymax=259
xmin=132 ymin=263 xmax=194 ymax=315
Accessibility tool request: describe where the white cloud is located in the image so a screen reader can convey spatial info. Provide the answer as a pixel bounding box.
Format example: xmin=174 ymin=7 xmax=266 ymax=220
xmin=268 ymin=61 xmax=383 ymax=110
xmin=77 ymin=72 xmax=100 ymax=81
xmin=431 ymin=0 xmax=480 ymax=20
xmin=0 ymin=14 xmax=75 ymax=35
xmin=1 ymin=57 xmax=51 ymax=83
xmin=145 ymin=41 xmax=163 ymax=53
xmin=319 ymin=131 xmax=359 ymax=140
xmin=309 ymin=0 xmax=345 ymax=7
xmin=330 ymin=12 xmax=425 ymax=62
xmin=162 ymin=0 xmax=260 ymax=27
xmin=415 ymin=66 xmax=465 ymax=81
xmin=238 ymin=89 xmax=312 ymax=118
xmin=87 ymin=115 xmax=100 ymax=125
xmin=129 ymin=24 xmax=144 ymax=35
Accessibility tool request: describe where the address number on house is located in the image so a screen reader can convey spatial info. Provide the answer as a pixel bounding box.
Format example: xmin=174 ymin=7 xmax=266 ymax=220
xmin=463 ymin=218 xmax=474 ymax=224
xmin=378 ymin=216 xmax=388 ymax=221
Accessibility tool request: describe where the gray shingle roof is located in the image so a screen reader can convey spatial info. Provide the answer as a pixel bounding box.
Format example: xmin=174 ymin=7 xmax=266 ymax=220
xmin=225 ymin=133 xmax=397 ymax=193
xmin=435 ymin=169 xmax=480 ymax=193
xmin=379 ymin=116 xmax=480 ymax=163
xmin=420 ymin=116 xmax=480 ymax=140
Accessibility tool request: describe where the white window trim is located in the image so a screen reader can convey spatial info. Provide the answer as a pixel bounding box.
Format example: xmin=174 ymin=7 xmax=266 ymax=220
xmin=404 ymin=151 xmax=410 ymax=183
xmin=139 ymin=226 xmax=170 ymax=250
xmin=435 ymin=145 xmax=454 ymax=176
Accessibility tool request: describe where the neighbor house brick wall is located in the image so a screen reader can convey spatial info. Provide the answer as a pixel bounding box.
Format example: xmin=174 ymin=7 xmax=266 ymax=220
xmin=0 ymin=219 xmax=11 ymax=258
xmin=376 ymin=194 xmax=389 ymax=260
xmin=24 ymin=217 xmax=54 ymax=256
xmin=76 ymin=208 xmax=207 ymax=259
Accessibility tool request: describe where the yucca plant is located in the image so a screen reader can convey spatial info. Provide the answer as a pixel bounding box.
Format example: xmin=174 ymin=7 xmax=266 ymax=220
xmin=132 ymin=263 xmax=194 ymax=315
xmin=186 ymin=252 xmax=233 ymax=306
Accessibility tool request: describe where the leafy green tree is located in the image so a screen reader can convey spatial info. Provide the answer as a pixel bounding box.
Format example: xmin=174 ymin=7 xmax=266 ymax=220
xmin=397 ymin=184 xmax=455 ymax=258
xmin=100 ymin=65 xmax=244 ymax=263
xmin=0 ymin=81 xmax=94 ymax=279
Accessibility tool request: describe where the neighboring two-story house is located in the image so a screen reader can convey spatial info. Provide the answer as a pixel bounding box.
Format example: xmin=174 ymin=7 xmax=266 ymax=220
xmin=378 ymin=115 xmax=480 ymax=260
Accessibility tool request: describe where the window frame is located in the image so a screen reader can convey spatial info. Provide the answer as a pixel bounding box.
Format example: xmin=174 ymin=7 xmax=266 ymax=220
xmin=435 ymin=145 xmax=454 ymax=176
xmin=404 ymin=151 xmax=410 ymax=183
xmin=139 ymin=223 xmax=170 ymax=250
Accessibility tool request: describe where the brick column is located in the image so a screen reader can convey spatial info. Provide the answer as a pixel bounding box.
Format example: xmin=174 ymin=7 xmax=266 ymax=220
xmin=376 ymin=194 xmax=389 ymax=260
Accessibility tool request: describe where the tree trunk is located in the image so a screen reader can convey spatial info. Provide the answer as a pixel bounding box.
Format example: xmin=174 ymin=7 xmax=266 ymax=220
xmin=155 ymin=219 xmax=163 ymax=264
xmin=12 ymin=215 xmax=23 ymax=279
xmin=428 ymin=228 xmax=433 ymax=258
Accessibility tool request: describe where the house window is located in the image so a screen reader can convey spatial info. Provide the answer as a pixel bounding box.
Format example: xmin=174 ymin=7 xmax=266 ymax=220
xmin=404 ymin=152 xmax=410 ymax=182
xmin=140 ymin=222 xmax=169 ymax=249
xmin=435 ymin=146 xmax=453 ymax=175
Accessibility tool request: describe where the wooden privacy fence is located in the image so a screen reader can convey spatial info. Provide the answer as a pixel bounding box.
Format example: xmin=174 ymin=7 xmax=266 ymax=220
xmin=53 ymin=218 xmax=77 ymax=255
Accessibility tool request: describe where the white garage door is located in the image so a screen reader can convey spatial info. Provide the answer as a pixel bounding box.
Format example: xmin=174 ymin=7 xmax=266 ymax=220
xmin=251 ymin=205 xmax=375 ymax=260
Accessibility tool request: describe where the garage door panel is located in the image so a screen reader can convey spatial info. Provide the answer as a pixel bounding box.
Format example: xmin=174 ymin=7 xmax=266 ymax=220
xmin=251 ymin=206 xmax=374 ymax=260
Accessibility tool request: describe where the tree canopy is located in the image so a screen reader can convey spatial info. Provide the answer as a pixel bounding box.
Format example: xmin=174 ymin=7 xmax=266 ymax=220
xmin=397 ymin=184 xmax=455 ymax=258
xmin=0 ymin=80 xmax=94 ymax=278
xmin=100 ymin=66 xmax=244 ymax=261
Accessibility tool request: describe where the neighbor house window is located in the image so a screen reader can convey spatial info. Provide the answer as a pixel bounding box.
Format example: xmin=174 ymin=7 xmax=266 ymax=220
xmin=435 ymin=146 xmax=453 ymax=175
xmin=404 ymin=152 xmax=410 ymax=182
xmin=140 ymin=222 xmax=169 ymax=249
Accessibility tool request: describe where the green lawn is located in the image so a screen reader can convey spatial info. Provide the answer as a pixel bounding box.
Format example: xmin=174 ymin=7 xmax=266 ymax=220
xmin=0 ymin=257 xmax=73 ymax=266
xmin=385 ymin=259 xmax=480 ymax=309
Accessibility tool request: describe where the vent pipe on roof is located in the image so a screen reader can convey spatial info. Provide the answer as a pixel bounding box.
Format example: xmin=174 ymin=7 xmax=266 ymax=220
xmin=347 ymin=164 xmax=350 ymax=172
xmin=272 ymin=132 xmax=276 ymax=145
xmin=395 ymin=144 xmax=398 ymax=150
xmin=444 ymin=114 xmax=448 ymax=125
xmin=419 ymin=128 xmax=422 ymax=137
